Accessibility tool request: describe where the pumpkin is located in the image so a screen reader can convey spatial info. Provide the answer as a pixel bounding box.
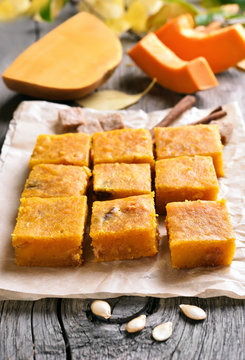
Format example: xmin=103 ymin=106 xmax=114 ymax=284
xmin=155 ymin=14 xmax=245 ymax=74
xmin=2 ymin=12 xmax=122 ymax=100
xmin=128 ymin=32 xmax=218 ymax=94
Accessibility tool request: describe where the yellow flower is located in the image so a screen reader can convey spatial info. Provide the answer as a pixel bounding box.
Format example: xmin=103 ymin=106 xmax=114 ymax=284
xmin=0 ymin=0 xmax=30 ymax=21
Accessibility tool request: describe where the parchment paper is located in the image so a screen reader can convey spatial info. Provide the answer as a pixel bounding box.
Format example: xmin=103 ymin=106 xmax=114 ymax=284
xmin=0 ymin=101 xmax=244 ymax=300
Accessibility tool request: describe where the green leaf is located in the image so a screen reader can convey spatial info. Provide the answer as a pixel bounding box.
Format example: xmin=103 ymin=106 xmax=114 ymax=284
xmin=76 ymin=78 xmax=156 ymax=110
xmin=195 ymin=12 xmax=216 ymax=25
xmin=201 ymin=0 xmax=222 ymax=9
xmin=195 ymin=3 xmax=241 ymax=26
xmin=39 ymin=0 xmax=67 ymax=21
xmin=201 ymin=0 xmax=245 ymax=11
xmin=39 ymin=0 xmax=52 ymax=21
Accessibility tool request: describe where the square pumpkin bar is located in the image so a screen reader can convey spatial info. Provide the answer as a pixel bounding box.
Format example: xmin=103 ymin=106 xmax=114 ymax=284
xmin=92 ymin=128 xmax=154 ymax=167
xmin=154 ymin=124 xmax=224 ymax=177
xmin=22 ymin=164 xmax=91 ymax=198
xmin=93 ymin=163 xmax=151 ymax=200
xmin=12 ymin=196 xmax=88 ymax=267
xmin=29 ymin=133 xmax=91 ymax=168
xmin=166 ymin=199 xmax=236 ymax=269
xmin=90 ymin=193 xmax=158 ymax=262
xmin=155 ymin=156 xmax=219 ymax=214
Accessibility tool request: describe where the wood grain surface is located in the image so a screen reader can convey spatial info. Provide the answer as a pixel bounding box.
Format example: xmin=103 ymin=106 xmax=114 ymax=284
xmin=0 ymin=3 xmax=245 ymax=359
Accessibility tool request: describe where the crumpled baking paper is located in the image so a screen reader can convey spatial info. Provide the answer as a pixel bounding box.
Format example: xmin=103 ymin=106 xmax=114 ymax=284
xmin=0 ymin=101 xmax=244 ymax=300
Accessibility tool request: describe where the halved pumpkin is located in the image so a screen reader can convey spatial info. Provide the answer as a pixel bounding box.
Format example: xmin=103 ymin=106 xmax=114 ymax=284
xmin=128 ymin=32 xmax=218 ymax=94
xmin=2 ymin=12 xmax=122 ymax=100
xmin=155 ymin=14 xmax=245 ymax=74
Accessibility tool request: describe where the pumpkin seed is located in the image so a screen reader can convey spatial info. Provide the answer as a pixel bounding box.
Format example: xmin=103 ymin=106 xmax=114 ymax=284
xmin=179 ymin=304 xmax=206 ymax=320
xmin=126 ymin=314 xmax=146 ymax=333
xmin=152 ymin=321 xmax=173 ymax=341
xmin=91 ymin=300 xmax=111 ymax=319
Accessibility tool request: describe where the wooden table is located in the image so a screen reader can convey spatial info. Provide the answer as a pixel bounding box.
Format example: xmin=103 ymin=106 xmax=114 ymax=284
xmin=0 ymin=4 xmax=245 ymax=359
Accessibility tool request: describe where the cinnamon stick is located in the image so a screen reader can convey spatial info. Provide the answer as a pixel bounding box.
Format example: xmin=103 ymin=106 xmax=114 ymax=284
xmin=209 ymin=106 xmax=223 ymax=114
xmin=150 ymin=95 xmax=196 ymax=135
xmin=190 ymin=108 xmax=227 ymax=125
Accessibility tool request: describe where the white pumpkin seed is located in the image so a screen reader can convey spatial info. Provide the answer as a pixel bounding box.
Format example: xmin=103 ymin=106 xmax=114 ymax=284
xmin=152 ymin=321 xmax=173 ymax=342
xmin=179 ymin=304 xmax=206 ymax=320
xmin=126 ymin=314 xmax=146 ymax=333
xmin=91 ymin=300 xmax=111 ymax=319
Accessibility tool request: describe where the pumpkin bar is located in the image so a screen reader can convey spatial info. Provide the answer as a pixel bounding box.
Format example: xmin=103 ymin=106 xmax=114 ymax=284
xmin=93 ymin=163 xmax=151 ymax=200
xmin=12 ymin=196 xmax=88 ymax=267
xmin=29 ymin=133 xmax=91 ymax=169
xmin=21 ymin=164 xmax=91 ymax=198
xmin=166 ymin=199 xmax=236 ymax=269
xmin=155 ymin=156 xmax=219 ymax=214
xmin=92 ymin=128 xmax=154 ymax=167
xmin=90 ymin=193 xmax=158 ymax=262
xmin=154 ymin=124 xmax=224 ymax=177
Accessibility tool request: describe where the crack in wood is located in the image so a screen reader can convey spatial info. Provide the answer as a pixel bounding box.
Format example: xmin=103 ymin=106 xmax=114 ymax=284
xmin=87 ymin=297 xmax=160 ymax=325
xmin=145 ymin=297 xmax=160 ymax=315
xmin=31 ymin=302 xmax=36 ymax=360
xmin=57 ymin=299 xmax=72 ymax=360
xmin=0 ymin=301 xmax=5 ymax=319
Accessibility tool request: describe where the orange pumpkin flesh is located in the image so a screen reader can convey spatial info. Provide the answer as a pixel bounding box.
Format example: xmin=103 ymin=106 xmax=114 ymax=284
xmin=2 ymin=12 xmax=122 ymax=100
xmin=128 ymin=32 xmax=218 ymax=94
xmin=156 ymin=14 xmax=245 ymax=74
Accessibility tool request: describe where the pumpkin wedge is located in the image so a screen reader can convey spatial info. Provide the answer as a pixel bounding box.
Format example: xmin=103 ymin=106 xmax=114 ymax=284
xmin=128 ymin=33 xmax=218 ymax=94
xmin=2 ymin=12 xmax=122 ymax=100
xmin=156 ymin=14 xmax=245 ymax=74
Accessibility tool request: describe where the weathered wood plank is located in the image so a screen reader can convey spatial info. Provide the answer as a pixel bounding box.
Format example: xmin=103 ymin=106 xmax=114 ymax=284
xmin=60 ymin=297 xmax=245 ymax=360
xmin=0 ymin=17 xmax=37 ymax=150
xmin=32 ymin=299 xmax=66 ymax=360
xmin=1 ymin=297 xmax=244 ymax=359
xmin=0 ymin=299 xmax=67 ymax=360
xmin=199 ymin=297 xmax=245 ymax=360
xmin=0 ymin=301 xmax=34 ymax=360
xmin=196 ymin=67 xmax=245 ymax=119
xmin=60 ymin=296 xmax=153 ymax=359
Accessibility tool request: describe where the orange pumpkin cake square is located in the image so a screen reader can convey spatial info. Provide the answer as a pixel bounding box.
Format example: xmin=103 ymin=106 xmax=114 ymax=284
xmin=155 ymin=156 xmax=219 ymax=214
xmin=92 ymin=128 xmax=154 ymax=167
xmin=12 ymin=196 xmax=88 ymax=267
xmin=154 ymin=124 xmax=224 ymax=177
xmin=166 ymin=199 xmax=236 ymax=269
xmin=90 ymin=193 xmax=158 ymax=262
xmin=29 ymin=133 xmax=91 ymax=168
xmin=93 ymin=163 xmax=151 ymax=199
xmin=22 ymin=164 xmax=91 ymax=198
